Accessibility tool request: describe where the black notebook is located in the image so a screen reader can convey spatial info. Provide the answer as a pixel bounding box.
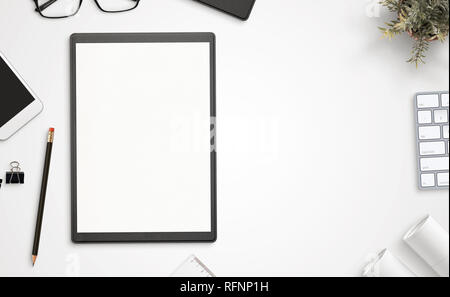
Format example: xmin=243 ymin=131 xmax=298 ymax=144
xmin=195 ymin=0 xmax=256 ymax=20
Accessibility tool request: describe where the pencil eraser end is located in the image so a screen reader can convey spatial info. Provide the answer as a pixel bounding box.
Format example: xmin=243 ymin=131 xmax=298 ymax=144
xmin=49 ymin=128 xmax=55 ymax=132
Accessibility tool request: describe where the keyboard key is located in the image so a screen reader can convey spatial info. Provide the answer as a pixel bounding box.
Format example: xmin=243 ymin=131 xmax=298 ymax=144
xmin=421 ymin=173 xmax=435 ymax=187
xmin=418 ymin=110 xmax=432 ymax=124
xmin=418 ymin=126 xmax=441 ymax=139
xmin=437 ymin=173 xmax=449 ymax=186
xmin=443 ymin=125 xmax=449 ymax=139
xmin=420 ymin=157 xmax=449 ymax=171
xmin=434 ymin=109 xmax=448 ymax=123
xmin=442 ymin=93 xmax=449 ymax=107
xmin=419 ymin=141 xmax=445 ymax=155
xmin=417 ymin=94 xmax=439 ymax=108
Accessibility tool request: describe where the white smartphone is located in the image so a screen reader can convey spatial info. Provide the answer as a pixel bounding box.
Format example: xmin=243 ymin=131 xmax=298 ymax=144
xmin=0 ymin=52 xmax=43 ymax=140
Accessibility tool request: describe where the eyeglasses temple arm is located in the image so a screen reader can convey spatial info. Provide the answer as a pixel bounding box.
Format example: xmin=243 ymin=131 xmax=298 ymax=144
xmin=35 ymin=0 xmax=58 ymax=12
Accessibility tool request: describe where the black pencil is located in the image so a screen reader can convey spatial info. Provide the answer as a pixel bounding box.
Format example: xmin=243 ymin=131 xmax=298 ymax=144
xmin=32 ymin=128 xmax=54 ymax=266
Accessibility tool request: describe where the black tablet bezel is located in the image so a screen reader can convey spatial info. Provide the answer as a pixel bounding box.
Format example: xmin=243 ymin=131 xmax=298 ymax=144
xmin=70 ymin=33 xmax=217 ymax=243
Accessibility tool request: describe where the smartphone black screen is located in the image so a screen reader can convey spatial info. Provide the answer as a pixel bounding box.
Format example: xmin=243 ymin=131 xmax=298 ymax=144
xmin=195 ymin=0 xmax=256 ymax=20
xmin=0 ymin=56 xmax=35 ymax=127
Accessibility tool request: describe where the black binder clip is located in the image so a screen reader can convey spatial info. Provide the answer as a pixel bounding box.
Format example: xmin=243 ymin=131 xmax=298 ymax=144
xmin=6 ymin=161 xmax=25 ymax=184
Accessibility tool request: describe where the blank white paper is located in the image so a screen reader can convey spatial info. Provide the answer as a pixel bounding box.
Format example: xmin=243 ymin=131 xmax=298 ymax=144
xmin=76 ymin=42 xmax=212 ymax=233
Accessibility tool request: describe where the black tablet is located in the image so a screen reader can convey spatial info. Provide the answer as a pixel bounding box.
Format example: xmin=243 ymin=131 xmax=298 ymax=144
xmin=71 ymin=33 xmax=217 ymax=242
xmin=195 ymin=0 xmax=256 ymax=20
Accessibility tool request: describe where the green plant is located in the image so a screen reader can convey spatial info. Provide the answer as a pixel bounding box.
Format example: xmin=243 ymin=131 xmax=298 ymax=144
xmin=379 ymin=0 xmax=449 ymax=67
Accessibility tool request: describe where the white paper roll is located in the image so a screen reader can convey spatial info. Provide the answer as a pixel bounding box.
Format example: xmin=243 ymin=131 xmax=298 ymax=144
xmin=403 ymin=215 xmax=449 ymax=277
xmin=363 ymin=249 xmax=415 ymax=277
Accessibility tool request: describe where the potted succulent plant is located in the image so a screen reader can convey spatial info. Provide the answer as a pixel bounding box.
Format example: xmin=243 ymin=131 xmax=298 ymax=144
xmin=379 ymin=0 xmax=449 ymax=67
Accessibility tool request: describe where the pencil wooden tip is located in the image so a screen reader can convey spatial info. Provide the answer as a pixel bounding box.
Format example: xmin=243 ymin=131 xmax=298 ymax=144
xmin=32 ymin=255 xmax=37 ymax=266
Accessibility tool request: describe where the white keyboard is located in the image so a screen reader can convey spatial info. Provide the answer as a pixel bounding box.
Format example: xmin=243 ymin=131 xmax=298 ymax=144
xmin=415 ymin=92 xmax=449 ymax=190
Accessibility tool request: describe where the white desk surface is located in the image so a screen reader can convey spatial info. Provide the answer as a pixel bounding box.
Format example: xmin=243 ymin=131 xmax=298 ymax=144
xmin=0 ymin=0 xmax=448 ymax=277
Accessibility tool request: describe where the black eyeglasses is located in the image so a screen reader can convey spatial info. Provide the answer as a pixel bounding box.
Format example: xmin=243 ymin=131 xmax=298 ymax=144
xmin=33 ymin=0 xmax=141 ymax=19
